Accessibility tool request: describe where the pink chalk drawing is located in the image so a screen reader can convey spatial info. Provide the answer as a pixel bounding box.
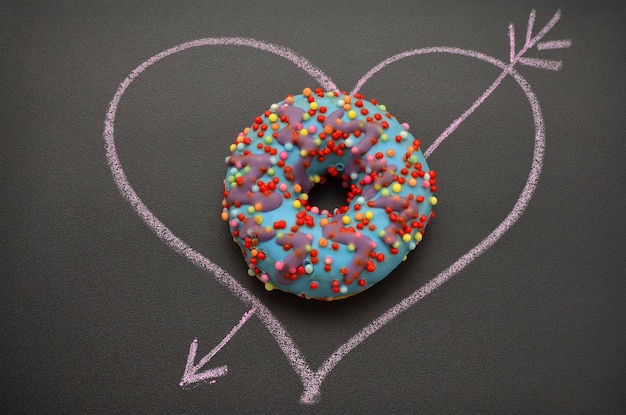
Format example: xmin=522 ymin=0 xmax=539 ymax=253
xmin=180 ymin=308 xmax=256 ymax=388
xmin=103 ymin=9 xmax=570 ymax=404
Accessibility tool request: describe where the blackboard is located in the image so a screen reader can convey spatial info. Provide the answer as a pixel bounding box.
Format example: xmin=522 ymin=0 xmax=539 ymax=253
xmin=2 ymin=1 xmax=625 ymax=413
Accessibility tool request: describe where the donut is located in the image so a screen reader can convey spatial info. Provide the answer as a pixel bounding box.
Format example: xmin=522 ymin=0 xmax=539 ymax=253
xmin=222 ymin=88 xmax=437 ymax=300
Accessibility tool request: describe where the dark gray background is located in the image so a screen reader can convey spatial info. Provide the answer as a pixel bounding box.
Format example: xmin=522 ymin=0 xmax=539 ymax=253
xmin=2 ymin=1 xmax=624 ymax=413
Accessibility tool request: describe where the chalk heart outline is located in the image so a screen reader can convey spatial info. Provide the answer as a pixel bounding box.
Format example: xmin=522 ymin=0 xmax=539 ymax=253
xmin=104 ymin=38 xmax=545 ymax=404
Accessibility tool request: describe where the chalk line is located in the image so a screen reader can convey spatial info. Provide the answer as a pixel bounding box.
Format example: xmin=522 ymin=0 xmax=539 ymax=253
xmin=526 ymin=9 xmax=536 ymax=47
xmin=509 ymin=23 xmax=516 ymax=63
xmin=519 ymin=57 xmax=563 ymax=71
xmin=537 ymin=39 xmax=572 ymax=50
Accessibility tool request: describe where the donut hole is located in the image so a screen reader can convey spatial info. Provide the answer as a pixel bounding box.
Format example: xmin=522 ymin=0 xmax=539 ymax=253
xmin=306 ymin=175 xmax=350 ymax=213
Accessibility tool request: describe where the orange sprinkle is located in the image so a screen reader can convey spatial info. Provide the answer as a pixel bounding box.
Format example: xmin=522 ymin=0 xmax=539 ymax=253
xmin=319 ymin=238 xmax=328 ymax=247
xmin=386 ymin=149 xmax=395 ymax=157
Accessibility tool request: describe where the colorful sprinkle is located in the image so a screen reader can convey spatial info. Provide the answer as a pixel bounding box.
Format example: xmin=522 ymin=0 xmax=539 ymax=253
xmin=223 ymin=89 xmax=436 ymax=300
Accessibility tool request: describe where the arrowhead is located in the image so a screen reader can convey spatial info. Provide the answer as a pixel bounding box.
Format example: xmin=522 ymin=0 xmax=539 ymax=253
xmin=179 ymin=308 xmax=256 ymax=389
xmin=179 ymin=338 xmax=228 ymax=389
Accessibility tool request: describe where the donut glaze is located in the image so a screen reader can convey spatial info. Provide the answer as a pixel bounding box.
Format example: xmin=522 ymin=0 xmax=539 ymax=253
xmin=222 ymin=88 xmax=437 ymax=300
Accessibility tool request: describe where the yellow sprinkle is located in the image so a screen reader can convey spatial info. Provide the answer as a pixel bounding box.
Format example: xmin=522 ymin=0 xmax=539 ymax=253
xmin=430 ymin=196 xmax=438 ymax=205
xmin=310 ymin=101 xmax=319 ymax=110
xmin=268 ymin=113 xmax=277 ymax=122
xmin=415 ymin=233 xmax=423 ymax=241
xmin=300 ymin=149 xmax=308 ymax=157
xmin=300 ymin=129 xmax=308 ymax=136
xmin=392 ymin=183 xmax=402 ymax=193
xmin=347 ymin=110 xmax=357 ymax=119
xmin=254 ymin=215 xmax=263 ymax=224
xmin=264 ymin=282 xmax=274 ymax=291
xmin=347 ymin=244 xmax=355 ymax=252
xmin=402 ymin=233 xmax=412 ymax=243
xmin=229 ymin=144 xmax=236 ymax=152
xmin=313 ymin=175 xmax=321 ymax=183
xmin=365 ymin=211 xmax=374 ymax=220
xmin=341 ymin=215 xmax=351 ymax=225
xmin=292 ymin=200 xmax=302 ymax=209
xmin=301 ymin=193 xmax=308 ymax=201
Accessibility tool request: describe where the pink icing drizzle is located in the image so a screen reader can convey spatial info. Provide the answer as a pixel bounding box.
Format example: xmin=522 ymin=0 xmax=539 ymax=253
xmin=371 ymin=196 xmax=421 ymax=246
xmin=225 ymin=153 xmax=282 ymax=211
xmin=322 ymin=218 xmax=376 ymax=284
xmin=275 ymin=232 xmax=311 ymax=285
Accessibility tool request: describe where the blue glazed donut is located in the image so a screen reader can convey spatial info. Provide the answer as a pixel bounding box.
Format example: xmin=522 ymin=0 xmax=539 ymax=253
xmin=222 ymin=88 xmax=437 ymax=300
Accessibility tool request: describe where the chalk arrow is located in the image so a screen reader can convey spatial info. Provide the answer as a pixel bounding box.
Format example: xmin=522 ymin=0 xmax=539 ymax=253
xmin=180 ymin=308 xmax=256 ymax=389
